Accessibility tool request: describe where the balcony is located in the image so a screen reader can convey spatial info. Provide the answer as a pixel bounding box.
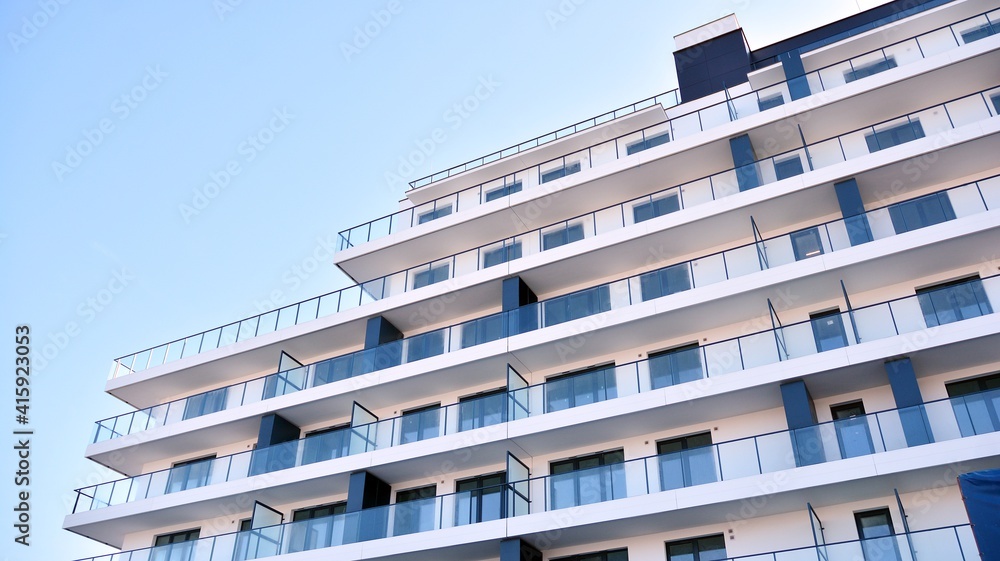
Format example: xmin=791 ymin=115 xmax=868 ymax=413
xmin=337 ymin=9 xmax=1000 ymax=254
xmin=723 ymin=525 xmax=977 ymax=561
xmin=107 ymin=81 xmax=1000 ymax=388
xmin=70 ymin=381 xmax=998 ymax=556
xmin=91 ymin=177 xmax=1000 ymax=451
xmin=74 ymin=326 xmax=1000 ymax=516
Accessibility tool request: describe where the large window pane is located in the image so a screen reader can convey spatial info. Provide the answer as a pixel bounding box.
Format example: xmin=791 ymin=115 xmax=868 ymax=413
xmin=916 ymin=277 xmax=992 ymax=327
xmin=640 ymin=263 xmax=691 ymax=301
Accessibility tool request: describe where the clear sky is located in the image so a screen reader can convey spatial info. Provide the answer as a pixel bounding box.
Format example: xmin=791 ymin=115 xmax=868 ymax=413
xmin=0 ymin=1 xmax=889 ymax=559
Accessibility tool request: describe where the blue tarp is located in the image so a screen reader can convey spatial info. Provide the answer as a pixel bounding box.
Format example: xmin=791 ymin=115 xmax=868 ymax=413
xmin=959 ymin=469 xmax=1000 ymax=561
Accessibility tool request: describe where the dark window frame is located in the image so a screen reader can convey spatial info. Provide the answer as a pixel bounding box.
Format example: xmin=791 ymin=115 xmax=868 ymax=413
xmin=544 ymin=365 xmax=618 ymax=413
xmin=165 ymin=455 xmax=216 ymax=494
xmin=483 ymin=241 xmax=523 ymax=268
xmin=540 ymin=160 xmax=582 ymax=183
xmin=542 ymin=223 xmax=586 ymax=250
xmin=485 ymin=180 xmax=522 ymax=202
xmin=865 ymin=119 xmax=924 ymax=152
xmin=656 ymin=432 xmax=717 ymax=490
xmin=399 ymin=403 xmax=441 ymax=444
xmin=665 ymin=534 xmax=727 ymax=561
xmin=626 ymin=131 xmax=671 ymax=155
xmin=633 ymin=192 xmax=680 ymax=223
xmin=412 ymin=263 xmax=450 ymax=289
xmin=417 ymin=204 xmax=453 ymax=225
xmin=916 ymin=276 xmax=993 ymax=327
xmin=454 ymin=472 xmax=506 ymax=524
xmin=649 ymin=343 xmax=703 ymax=389
xmin=458 ymin=388 xmax=507 ymax=432
xmin=844 ymin=56 xmax=898 ymax=82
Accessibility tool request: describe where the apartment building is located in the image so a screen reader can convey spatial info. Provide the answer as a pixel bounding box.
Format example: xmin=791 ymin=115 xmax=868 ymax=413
xmin=65 ymin=0 xmax=1000 ymax=559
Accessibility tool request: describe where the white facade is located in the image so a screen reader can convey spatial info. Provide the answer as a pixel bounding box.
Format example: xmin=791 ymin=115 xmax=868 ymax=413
xmin=66 ymin=1 xmax=1000 ymax=560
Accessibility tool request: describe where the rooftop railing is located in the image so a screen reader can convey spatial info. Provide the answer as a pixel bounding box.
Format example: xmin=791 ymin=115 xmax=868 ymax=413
xmin=338 ymin=9 xmax=999 ymax=250
xmin=108 ymin=80 xmax=1000 ymax=382
xmin=406 ymin=90 xmax=682 ymax=190
xmin=74 ymin=376 xmax=1000 ymax=514
xmin=93 ymin=181 xmax=1000 ymax=444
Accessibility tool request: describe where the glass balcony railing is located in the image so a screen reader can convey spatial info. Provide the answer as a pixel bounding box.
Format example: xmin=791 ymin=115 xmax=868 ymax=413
xmin=524 ymin=388 xmax=1000 ymax=514
xmin=724 ymin=524 xmax=977 ymax=561
xmin=109 ymin=58 xmax=1000 ymax=383
xmin=407 ymin=90 xmax=682 ymax=190
xmin=73 ymin=479 xmax=528 ymax=561
xmin=76 ymin=321 xmax=1000 ymax=515
xmin=72 ymin=380 xmax=994 ymax=555
xmin=110 ymin=86 xmax=1000 ymax=383
xmin=94 ymin=177 xmax=1000 ymax=444
xmin=339 ymin=9 xmax=1000 ymax=250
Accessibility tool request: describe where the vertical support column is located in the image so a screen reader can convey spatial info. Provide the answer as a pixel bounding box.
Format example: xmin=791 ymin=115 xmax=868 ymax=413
xmin=777 ymin=50 xmax=811 ymax=101
xmin=503 ymin=276 xmax=538 ymax=336
xmin=730 ymin=134 xmax=760 ymax=191
xmin=345 ymin=470 xmax=392 ymax=542
xmin=364 ymin=316 xmax=403 ymax=371
xmin=885 ymin=358 xmax=933 ymax=446
xmin=500 ymin=538 xmax=542 ymax=561
xmin=781 ymin=380 xmax=825 ymax=466
xmin=834 ymin=178 xmax=873 ymax=247
xmin=251 ymin=413 xmax=300 ymax=475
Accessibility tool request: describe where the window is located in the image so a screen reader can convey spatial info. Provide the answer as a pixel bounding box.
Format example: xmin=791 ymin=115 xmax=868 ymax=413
xmin=182 ymin=387 xmax=227 ymax=420
xmin=417 ymin=204 xmax=452 ymax=224
xmin=405 ymin=329 xmax=445 ymax=362
xmin=888 ymin=191 xmax=956 ymax=234
xmin=483 ymin=241 xmax=522 ymax=268
xmin=855 ymin=509 xmax=900 ymax=561
xmin=810 ymin=309 xmax=849 ymax=351
xmin=458 ymin=388 xmax=506 ymax=431
xmin=790 ymin=227 xmax=824 ymax=261
xmin=301 ymin=425 xmax=350 ymax=465
xmin=657 ymin=432 xmax=717 ymax=490
xmin=394 ymin=485 xmax=436 ymax=536
xmin=844 ymin=56 xmax=897 ymax=82
xmin=399 ymin=404 xmax=441 ymax=444
xmin=460 ymin=313 xmax=505 ymax=348
xmin=991 ymin=93 xmax=1000 ymax=115
xmin=946 ymin=373 xmax=1000 ymax=436
xmin=960 ymin=23 xmax=996 ymax=44
xmin=485 ymin=180 xmax=522 ymax=202
xmin=916 ymin=277 xmax=993 ymax=327
xmin=287 ymin=502 xmax=347 ymax=553
xmin=666 ymin=534 xmax=727 ymax=561
xmin=773 ymin=155 xmax=805 ymax=180
xmin=545 ymin=365 xmax=617 ymax=413
xmin=542 ymin=223 xmax=585 ymax=250
xmin=543 ymin=285 xmax=611 ymax=327
xmin=455 ymin=472 xmax=505 ymax=525
xmin=757 ymin=93 xmax=784 ymax=112
xmin=649 ymin=344 xmax=703 ymax=389
xmin=554 ymin=548 xmax=629 ymax=561
xmin=412 ymin=263 xmax=449 ymax=289
xmin=626 ymin=131 xmax=670 ymax=155
xmin=152 ymin=529 xmax=200 ymax=561
xmin=165 ymin=456 xmax=214 ymax=494
xmin=549 ymin=450 xmax=625 ymax=510
xmin=633 ymin=193 xmax=680 ymax=223
xmin=865 ymin=120 xmax=924 ymax=152
xmin=831 ymin=401 xmax=874 ymax=458
xmin=541 ymin=160 xmax=582 ymax=183
xmin=639 ymin=262 xmax=691 ymax=301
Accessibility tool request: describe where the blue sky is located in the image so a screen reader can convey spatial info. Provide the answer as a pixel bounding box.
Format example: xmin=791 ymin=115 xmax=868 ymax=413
xmin=0 ymin=1 xmax=887 ymax=558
